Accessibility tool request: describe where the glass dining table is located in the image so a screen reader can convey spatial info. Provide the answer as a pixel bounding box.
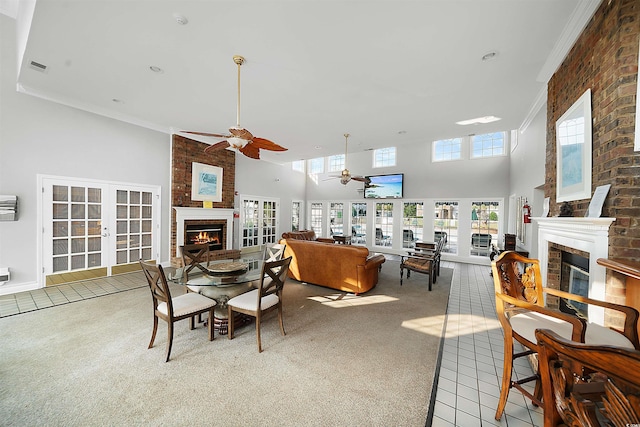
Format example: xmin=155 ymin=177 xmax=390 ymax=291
xmin=170 ymin=258 xmax=264 ymax=334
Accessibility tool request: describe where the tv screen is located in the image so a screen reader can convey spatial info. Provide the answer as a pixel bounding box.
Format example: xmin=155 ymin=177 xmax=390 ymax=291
xmin=364 ymin=173 xmax=404 ymax=199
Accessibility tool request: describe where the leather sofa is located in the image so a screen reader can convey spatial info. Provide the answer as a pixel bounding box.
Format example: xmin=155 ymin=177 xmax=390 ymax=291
xmin=280 ymin=230 xmax=334 ymax=243
xmin=280 ymin=234 xmax=386 ymax=294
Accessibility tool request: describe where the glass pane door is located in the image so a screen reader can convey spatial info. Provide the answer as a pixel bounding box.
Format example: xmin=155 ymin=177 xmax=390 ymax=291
xmin=262 ymin=200 xmax=277 ymax=245
xmin=115 ymin=189 xmax=154 ymax=265
xmin=351 ymin=202 xmax=367 ymax=245
xmin=51 ymin=184 xmax=106 ymax=273
xmin=241 ymin=198 xmax=260 ymax=248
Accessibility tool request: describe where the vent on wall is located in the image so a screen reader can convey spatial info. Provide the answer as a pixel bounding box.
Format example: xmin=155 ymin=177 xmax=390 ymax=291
xmin=29 ymin=60 xmax=48 ymax=73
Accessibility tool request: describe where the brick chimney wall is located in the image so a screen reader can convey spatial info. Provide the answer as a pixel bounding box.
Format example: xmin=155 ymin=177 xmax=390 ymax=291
xmin=546 ymin=0 xmax=639 ymax=310
xmin=170 ymin=134 xmax=236 ymax=258
xmin=546 ymin=0 xmax=639 ymax=260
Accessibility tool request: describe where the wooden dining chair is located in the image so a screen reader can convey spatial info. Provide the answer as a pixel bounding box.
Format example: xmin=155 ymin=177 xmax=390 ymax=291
xmin=263 ymin=243 xmax=286 ymax=262
xmin=227 ymin=256 xmax=292 ymax=352
xmin=139 ymin=259 xmax=217 ymax=362
xmin=491 ymin=251 xmax=640 ymax=420
xmin=536 ymin=328 xmax=640 ymax=426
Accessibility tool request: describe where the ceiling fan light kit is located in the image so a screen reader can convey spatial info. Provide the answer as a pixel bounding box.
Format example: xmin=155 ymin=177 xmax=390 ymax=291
xmin=182 ymin=55 xmax=287 ymax=160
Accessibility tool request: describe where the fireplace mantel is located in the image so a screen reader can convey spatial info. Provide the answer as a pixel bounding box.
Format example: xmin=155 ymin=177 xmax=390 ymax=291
xmin=533 ymin=216 xmax=615 ymax=325
xmin=174 ymin=207 xmax=234 ymax=256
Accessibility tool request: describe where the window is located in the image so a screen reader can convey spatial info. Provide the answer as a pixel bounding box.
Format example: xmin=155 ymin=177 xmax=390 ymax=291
xmin=292 ymin=160 xmax=305 ymax=173
xmin=433 ymin=138 xmax=462 ymax=162
xmin=310 ymin=202 xmax=323 ymax=237
xmin=328 ymin=154 xmax=345 ymax=172
xmin=351 ymin=202 xmax=367 ymax=245
xmin=434 ymin=201 xmax=458 ymax=254
xmin=291 ymin=201 xmax=302 ymax=231
xmin=402 ymin=202 xmax=423 ymax=248
xmin=470 ymin=201 xmax=499 ymax=256
xmin=329 ymin=203 xmax=344 ymax=236
xmin=373 ymin=147 xmax=396 ymax=167
xmin=375 ymin=202 xmax=393 ymax=246
xmin=471 ymin=132 xmax=505 ymax=158
xmin=308 ymin=157 xmax=324 ymax=174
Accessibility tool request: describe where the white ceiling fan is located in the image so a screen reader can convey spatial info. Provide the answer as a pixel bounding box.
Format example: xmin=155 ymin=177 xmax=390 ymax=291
xmin=330 ymin=133 xmax=370 ymax=185
xmin=182 ymin=55 xmax=287 ymax=160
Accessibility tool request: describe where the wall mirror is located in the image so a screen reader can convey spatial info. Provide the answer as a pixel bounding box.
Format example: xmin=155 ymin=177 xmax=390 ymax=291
xmin=556 ymin=88 xmax=592 ymax=202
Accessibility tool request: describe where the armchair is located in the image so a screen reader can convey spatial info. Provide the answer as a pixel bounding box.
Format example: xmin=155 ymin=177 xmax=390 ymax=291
xmin=536 ymin=328 xmax=640 ymax=426
xmin=491 ymin=251 xmax=639 ymax=420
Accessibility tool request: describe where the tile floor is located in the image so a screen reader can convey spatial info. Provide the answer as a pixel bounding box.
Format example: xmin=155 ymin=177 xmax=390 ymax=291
xmin=0 ymin=260 xmax=541 ymax=426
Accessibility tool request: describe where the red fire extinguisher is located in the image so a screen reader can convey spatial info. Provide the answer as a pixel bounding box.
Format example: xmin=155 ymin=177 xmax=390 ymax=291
xmin=523 ymin=200 xmax=531 ymax=224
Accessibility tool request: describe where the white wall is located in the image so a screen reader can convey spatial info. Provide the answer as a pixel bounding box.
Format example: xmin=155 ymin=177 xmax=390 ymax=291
xmin=0 ymin=15 xmax=171 ymax=292
xmin=233 ymin=155 xmax=307 ymax=236
xmin=508 ymin=102 xmax=548 ymax=257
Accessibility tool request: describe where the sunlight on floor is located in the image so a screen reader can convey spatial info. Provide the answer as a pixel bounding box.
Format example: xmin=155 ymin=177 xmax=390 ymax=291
xmin=443 ymin=314 xmax=501 ymax=337
xmin=307 ymin=293 xmax=398 ymax=308
xmin=402 ymin=315 xmax=448 ymax=336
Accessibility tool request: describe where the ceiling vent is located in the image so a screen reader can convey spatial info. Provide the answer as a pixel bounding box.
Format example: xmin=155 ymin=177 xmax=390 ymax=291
xmin=29 ymin=61 xmax=48 ymax=73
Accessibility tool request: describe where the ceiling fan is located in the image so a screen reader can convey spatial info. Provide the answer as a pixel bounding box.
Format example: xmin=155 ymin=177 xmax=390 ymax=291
xmin=182 ymin=55 xmax=287 ymax=160
xmin=331 ymin=134 xmax=370 ymax=185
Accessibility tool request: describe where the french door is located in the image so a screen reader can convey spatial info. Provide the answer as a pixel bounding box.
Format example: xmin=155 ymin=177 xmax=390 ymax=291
xmin=239 ymin=196 xmax=280 ymax=250
xmin=41 ymin=176 xmax=160 ymax=286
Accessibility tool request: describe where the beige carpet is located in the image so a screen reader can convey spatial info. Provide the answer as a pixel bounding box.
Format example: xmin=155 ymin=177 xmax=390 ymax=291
xmin=0 ymin=260 xmax=452 ymax=427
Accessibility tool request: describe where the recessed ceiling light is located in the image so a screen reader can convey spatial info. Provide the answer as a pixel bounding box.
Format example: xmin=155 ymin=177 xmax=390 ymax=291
xmin=112 ymin=98 xmax=124 ymax=104
xmin=397 ymin=130 xmax=407 ymax=135
xmin=173 ymin=14 xmax=188 ymax=25
xmin=149 ymin=66 xmax=164 ymax=73
xmin=315 ymin=145 xmax=322 ymax=150
xmin=482 ymin=51 xmax=498 ymax=61
xmin=456 ymin=116 xmax=501 ymax=126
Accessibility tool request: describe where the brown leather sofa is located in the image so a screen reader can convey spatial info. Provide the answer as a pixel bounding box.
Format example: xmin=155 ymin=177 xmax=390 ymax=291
xmin=280 ymin=234 xmax=386 ymax=294
xmin=280 ymin=230 xmax=334 ymax=243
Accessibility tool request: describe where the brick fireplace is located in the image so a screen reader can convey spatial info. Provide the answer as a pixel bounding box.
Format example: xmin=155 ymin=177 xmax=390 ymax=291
xmin=173 ymin=207 xmax=234 ymax=257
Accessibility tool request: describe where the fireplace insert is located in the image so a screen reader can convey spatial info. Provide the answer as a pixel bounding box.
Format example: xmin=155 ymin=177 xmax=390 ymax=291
xmin=185 ymin=223 xmax=224 ymax=251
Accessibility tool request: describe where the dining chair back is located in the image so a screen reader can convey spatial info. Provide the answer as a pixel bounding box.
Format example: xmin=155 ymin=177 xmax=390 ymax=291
xmin=180 ymin=243 xmax=211 ymax=284
xmin=491 ymin=251 xmax=639 ymax=420
xmin=263 ymin=243 xmax=286 ymax=262
xmin=536 ymin=328 xmax=640 ymax=426
xmin=227 ymin=256 xmax=293 ymax=352
xmin=139 ymin=259 xmax=217 ymax=362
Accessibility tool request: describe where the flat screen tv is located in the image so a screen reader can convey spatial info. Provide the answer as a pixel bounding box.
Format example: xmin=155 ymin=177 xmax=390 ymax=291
xmin=364 ymin=173 xmax=404 ymax=199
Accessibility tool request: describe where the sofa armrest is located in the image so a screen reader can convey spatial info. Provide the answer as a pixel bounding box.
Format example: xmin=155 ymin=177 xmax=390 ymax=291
xmin=316 ymin=237 xmax=334 ymax=243
xmin=364 ymin=253 xmax=386 ymax=270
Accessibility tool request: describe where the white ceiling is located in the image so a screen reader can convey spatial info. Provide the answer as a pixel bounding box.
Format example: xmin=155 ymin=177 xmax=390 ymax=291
xmin=12 ymin=0 xmax=600 ymax=163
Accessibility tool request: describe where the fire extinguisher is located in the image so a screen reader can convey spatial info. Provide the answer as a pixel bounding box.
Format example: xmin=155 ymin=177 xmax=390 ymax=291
xmin=523 ymin=200 xmax=531 ymax=224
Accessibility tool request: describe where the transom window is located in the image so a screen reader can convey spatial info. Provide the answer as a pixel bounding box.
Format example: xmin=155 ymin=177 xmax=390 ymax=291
xmin=308 ymin=158 xmax=324 ymax=174
xmin=291 ymin=160 xmax=305 ymax=173
xmin=471 ymin=132 xmax=505 ymax=158
xmin=328 ymin=154 xmax=345 ymax=172
xmin=373 ymin=147 xmax=396 ymax=168
xmin=433 ymin=138 xmax=462 ymax=162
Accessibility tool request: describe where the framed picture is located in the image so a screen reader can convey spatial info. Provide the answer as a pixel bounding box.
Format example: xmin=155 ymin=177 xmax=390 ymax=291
xmin=191 ymin=162 xmax=223 ymax=202
xmin=556 ymin=88 xmax=592 ymax=202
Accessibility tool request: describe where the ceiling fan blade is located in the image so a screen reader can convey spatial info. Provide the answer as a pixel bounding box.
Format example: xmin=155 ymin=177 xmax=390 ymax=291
xmin=203 ymin=140 xmax=231 ymax=153
xmin=182 ymin=131 xmax=230 ymax=138
xmin=351 ymin=176 xmax=371 ymax=184
xmin=251 ymin=137 xmax=288 ymax=152
xmin=239 ymin=143 xmax=260 ymax=159
xmin=229 ymin=127 xmax=254 ymax=141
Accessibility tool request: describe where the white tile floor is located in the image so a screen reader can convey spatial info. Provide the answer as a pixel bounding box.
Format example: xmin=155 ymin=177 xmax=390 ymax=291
xmin=1 ymin=259 xmax=543 ymax=426
xmin=430 ymin=261 xmax=542 ymax=427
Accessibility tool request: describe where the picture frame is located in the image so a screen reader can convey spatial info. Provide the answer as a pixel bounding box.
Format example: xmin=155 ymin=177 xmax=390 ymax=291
xmin=556 ymin=88 xmax=592 ymax=202
xmin=191 ymin=162 xmax=223 ymax=202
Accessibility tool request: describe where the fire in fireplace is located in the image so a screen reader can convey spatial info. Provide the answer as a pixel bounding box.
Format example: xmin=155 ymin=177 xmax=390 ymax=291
xmin=185 ymin=223 xmax=224 ymax=251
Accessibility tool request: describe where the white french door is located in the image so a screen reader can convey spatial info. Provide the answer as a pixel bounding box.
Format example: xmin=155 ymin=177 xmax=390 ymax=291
xmin=41 ymin=176 xmax=160 ymax=286
xmin=239 ymin=196 xmax=279 ymax=250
